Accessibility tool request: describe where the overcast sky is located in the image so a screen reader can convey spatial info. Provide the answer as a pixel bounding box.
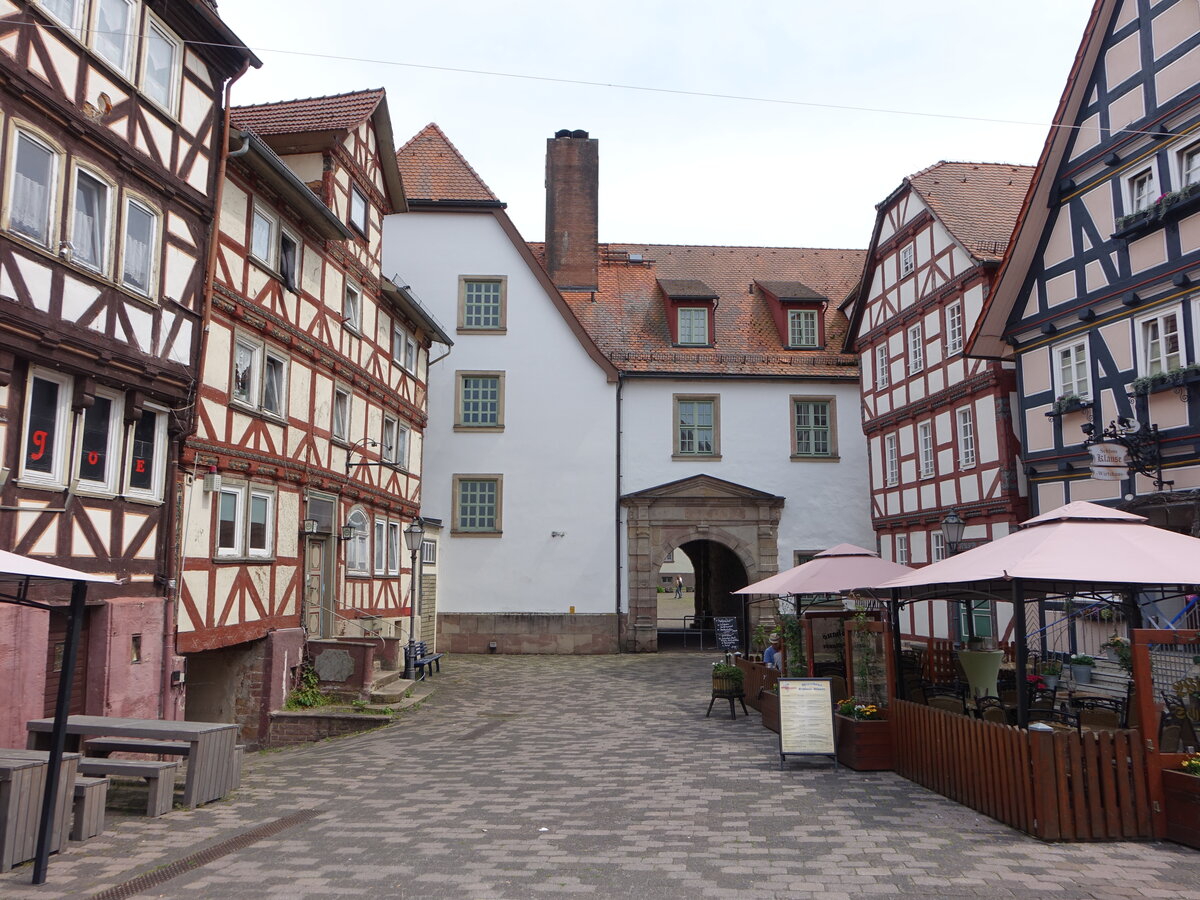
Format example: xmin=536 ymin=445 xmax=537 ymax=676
xmin=219 ymin=1 xmax=1094 ymax=250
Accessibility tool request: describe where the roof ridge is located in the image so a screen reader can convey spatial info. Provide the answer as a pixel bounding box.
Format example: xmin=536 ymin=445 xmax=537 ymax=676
xmin=396 ymin=123 xmax=498 ymax=202
xmin=232 ymin=87 xmax=386 ymax=113
xmin=605 ymin=242 xmax=867 ymax=253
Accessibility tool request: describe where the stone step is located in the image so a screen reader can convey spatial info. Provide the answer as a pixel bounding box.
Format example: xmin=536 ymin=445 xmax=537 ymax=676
xmin=373 ymin=668 xmax=406 ymax=692
xmin=368 ymin=677 xmax=435 ymax=710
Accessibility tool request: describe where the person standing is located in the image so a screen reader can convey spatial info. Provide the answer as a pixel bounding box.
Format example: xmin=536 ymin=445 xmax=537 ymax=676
xmin=674 ymin=576 xmax=684 ymax=598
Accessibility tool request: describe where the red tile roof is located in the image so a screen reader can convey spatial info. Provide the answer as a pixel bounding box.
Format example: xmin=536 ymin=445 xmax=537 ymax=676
xmin=529 ymin=243 xmax=866 ymax=377
xmin=396 ymin=124 xmax=499 ymax=203
xmin=906 ymin=161 xmax=1035 ymax=261
xmin=232 ymin=89 xmax=386 ymax=136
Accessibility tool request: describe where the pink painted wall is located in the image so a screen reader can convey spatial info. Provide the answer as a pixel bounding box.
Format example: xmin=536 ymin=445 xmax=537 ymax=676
xmin=86 ymin=596 xmax=167 ymax=719
xmin=0 ymin=604 xmax=48 ymax=748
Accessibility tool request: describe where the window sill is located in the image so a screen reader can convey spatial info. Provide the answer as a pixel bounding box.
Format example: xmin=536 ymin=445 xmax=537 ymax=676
xmin=456 ymin=327 xmax=507 ymax=335
xmin=123 ymin=494 xmax=165 ymax=507
xmin=790 ymin=454 xmax=840 ymax=462
xmin=672 ymin=453 xmax=722 ymax=461
xmin=212 ymin=555 xmax=277 ymax=565
xmin=453 ymin=425 xmax=504 ymax=433
xmin=346 ymin=571 xmax=372 ymax=579
xmin=15 ymin=477 xmax=69 ymax=493
xmin=450 ymin=530 xmax=502 ymax=538
xmin=248 ymin=257 xmax=298 ymax=294
xmin=673 ymin=343 xmax=713 ymax=349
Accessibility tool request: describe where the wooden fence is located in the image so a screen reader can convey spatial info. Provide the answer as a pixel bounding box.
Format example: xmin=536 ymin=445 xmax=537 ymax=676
xmin=893 ymin=700 xmax=1152 ymax=841
xmin=733 ymin=658 xmax=778 ymax=712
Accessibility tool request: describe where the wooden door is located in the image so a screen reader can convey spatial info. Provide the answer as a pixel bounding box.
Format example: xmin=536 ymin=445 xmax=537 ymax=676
xmin=44 ymin=608 xmax=89 ymax=716
xmin=304 ymin=537 xmax=331 ymax=637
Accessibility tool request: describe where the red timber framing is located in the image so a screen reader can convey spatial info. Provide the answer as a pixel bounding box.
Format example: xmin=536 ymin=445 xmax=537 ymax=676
xmin=177 ymin=89 xmax=444 ymax=657
xmin=0 ymin=1 xmax=256 ymax=739
xmin=844 ymin=162 xmax=1032 ymax=640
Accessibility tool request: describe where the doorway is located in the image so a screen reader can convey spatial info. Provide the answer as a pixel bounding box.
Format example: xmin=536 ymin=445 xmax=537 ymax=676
xmin=304 ymin=536 xmax=332 ymax=638
xmin=656 ymin=540 xmax=749 ymax=651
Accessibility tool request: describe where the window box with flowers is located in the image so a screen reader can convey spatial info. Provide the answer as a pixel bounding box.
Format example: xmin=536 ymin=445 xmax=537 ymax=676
xmin=1045 ymin=393 xmax=1092 ymax=417
xmin=833 ymin=697 xmax=893 ymax=771
xmin=1129 ymin=364 xmax=1200 ymax=397
xmin=1112 ymin=207 xmax=1158 ymax=239
xmin=1162 ymin=752 xmax=1200 ymax=850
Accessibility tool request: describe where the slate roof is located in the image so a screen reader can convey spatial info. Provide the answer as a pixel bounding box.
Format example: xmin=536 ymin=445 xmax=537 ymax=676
xmin=395 ymin=124 xmax=499 ymax=203
xmin=906 ymin=161 xmax=1035 ymax=262
xmin=529 ymin=243 xmax=866 ymax=377
xmin=232 ymin=89 xmax=386 ymax=136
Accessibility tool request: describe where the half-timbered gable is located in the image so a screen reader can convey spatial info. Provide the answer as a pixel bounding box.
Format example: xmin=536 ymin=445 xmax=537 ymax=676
xmin=177 ymin=89 xmax=443 ymax=743
xmin=0 ymin=0 xmax=255 ymax=745
xmin=846 ymin=161 xmax=1032 ymax=642
xmin=976 ymin=0 xmax=1200 ymax=536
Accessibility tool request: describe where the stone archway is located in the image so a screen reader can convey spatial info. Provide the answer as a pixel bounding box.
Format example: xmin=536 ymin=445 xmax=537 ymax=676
xmin=621 ymin=474 xmax=784 ymax=652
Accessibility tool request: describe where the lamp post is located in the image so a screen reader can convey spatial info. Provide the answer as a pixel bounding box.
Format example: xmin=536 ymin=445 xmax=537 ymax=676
xmin=940 ymin=509 xmax=974 ymax=641
xmin=402 ymin=518 xmax=424 ymax=681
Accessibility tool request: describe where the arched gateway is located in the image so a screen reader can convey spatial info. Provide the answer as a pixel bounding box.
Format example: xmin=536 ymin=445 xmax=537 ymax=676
xmin=621 ymin=475 xmax=784 ymax=652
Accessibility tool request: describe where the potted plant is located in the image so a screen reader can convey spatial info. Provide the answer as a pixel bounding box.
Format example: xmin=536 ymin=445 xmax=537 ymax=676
xmin=833 ymin=696 xmax=893 ymax=771
xmin=711 ymin=661 xmax=745 ymax=694
xmin=1046 ymin=393 xmax=1090 ymax=416
xmin=1100 ymin=633 xmax=1131 ymax=669
xmin=1039 ymin=658 xmax=1063 ymax=691
xmin=1069 ymin=653 xmax=1095 ymax=685
xmin=1162 ymin=751 xmax=1200 ymax=849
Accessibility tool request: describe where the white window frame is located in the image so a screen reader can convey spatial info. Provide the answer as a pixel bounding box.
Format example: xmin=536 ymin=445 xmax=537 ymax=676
xmin=215 ymin=486 xmax=244 ymax=558
xmin=332 ymin=387 xmax=350 ymax=442
xmin=875 ymin=344 xmax=889 ymax=389
xmin=392 ymin=322 xmax=418 ymax=373
xmin=896 ymin=534 xmax=909 ymax=566
xmin=37 ymin=0 xmax=85 ymax=38
xmin=1054 ymin=339 xmax=1091 ymax=400
xmin=382 ymin=415 xmax=400 ymax=465
xmin=946 ymin=301 xmax=964 ymax=355
xmin=246 ymin=489 xmax=274 ymax=559
xmin=932 ymin=532 xmax=947 ymax=563
xmin=345 ymin=508 xmax=369 ymax=575
xmin=70 ymin=166 xmax=112 ymax=274
xmin=74 ymin=386 xmax=123 ymax=494
xmin=92 ymin=0 xmax=135 ymax=77
xmin=900 ymin=243 xmax=915 ymax=277
xmin=885 ymin=434 xmax=899 ymax=486
xmin=20 ymin=367 xmax=73 ymax=489
xmin=8 ymin=128 xmax=60 ymax=249
xmin=140 ymin=14 xmax=181 ymax=115
xmin=1127 ymin=167 xmax=1157 ymax=213
xmin=250 ymin=205 xmax=277 ymax=268
xmin=387 ymin=521 xmax=400 ymax=574
xmin=120 ymin=195 xmax=158 ymax=298
xmin=1137 ymin=309 xmax=1184 ymax=376
xmin=957 ymin=406 xmax=977 ymax=469
xmin=1179 ymin=142 xmax=1200 ymax=189
xmin=421 ymin=538 xmax=437 ymax=566
xmin=907 ymin=322 xmax=924 ymax=373
xmin=677 ymin=307 xmax=709 ymax=346
xmin=344 ymin=282 xmax=362 ymax=333
xmin=262 ymin=352 xmax=287 ymax=418
xmin=787 ymin=309 xmax=819 ymax=348
xmin=349 ymin=185 xmax=368 ymax=234
xmin=124 ymin=403 xmax=168 ymax=501
xmin=232 ymin=337 xmax=262 ymax=408
xmin=373 ymin=518 xmax=387 ymax=575
xmin=918 ymin=421 xmax=935 ymax=478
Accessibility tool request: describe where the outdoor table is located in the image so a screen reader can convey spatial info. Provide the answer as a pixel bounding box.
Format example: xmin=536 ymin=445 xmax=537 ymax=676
xmin=0 ymin=749 xmax=80 ymax=872
xmin=26 ymin=716 xmax=237 ymax=809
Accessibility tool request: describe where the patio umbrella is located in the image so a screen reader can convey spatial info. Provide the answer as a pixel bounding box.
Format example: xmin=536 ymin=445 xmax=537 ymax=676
xmin=734 ymin=543 xmax=914 ymax=596
xmin=0 ymin=551 xmax=114 ymax=884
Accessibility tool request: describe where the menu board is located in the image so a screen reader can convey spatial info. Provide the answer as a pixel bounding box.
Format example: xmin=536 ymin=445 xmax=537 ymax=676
xmin=714 ymin=617 xmax=740 ymax=652
xmin=777 ymin=678 xmax=835 ymax=764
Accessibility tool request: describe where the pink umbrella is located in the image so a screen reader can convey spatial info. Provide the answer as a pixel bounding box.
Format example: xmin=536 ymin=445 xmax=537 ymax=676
xmin=735 ymin=543 xmax=914 ymax=595
xmin=875 ymin=501 xmax=1200 ymax=594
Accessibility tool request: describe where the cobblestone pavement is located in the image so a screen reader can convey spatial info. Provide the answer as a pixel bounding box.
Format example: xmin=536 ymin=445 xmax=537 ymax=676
xmin=4 ymin=653 xmax=1200 ymax=899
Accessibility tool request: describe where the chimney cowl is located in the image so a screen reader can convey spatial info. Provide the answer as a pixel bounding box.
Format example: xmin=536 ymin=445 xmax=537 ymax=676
xmin=554 ymin=129 xmax=572 ymax=138
xmin=553 ymin=129 xmax=590 ymax=140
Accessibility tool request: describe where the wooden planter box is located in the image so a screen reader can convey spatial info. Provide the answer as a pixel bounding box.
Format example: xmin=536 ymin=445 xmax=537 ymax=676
xmin=1163 ymin=769 xmax=1200 ymax=849
xmin=759 ymin=690 xmax=780 ymax=734
xmin=834 ymin=714 xmax=893 ymax=771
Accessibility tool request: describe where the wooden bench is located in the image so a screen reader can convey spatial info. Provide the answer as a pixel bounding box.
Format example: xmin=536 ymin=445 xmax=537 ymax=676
xmin=84 ymin=738 xmax=190 ymax=758
xmin=412 ymin=641 xmax=444 ymax=680
xmin=77 ymin=759 xmax=179 ymax=817
xmin=71 ymin=777 xmax=107 ymax=841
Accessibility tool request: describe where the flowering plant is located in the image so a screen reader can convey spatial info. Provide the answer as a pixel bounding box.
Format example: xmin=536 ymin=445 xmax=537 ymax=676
xmin=1025 ymin=674 xmax=1047 ymax=690
xmin=836 ymin=697 xmax=882 ymax=720
xmin=1069 ymin=653 xmax=1095 ymax=666
xmin=1100 ymin=633 xmax=1129 ymax=650
xmin=1182 ymin=752 xmax=1200 ymax=776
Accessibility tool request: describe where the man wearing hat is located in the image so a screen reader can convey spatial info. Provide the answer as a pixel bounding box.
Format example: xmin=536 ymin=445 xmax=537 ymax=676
xmin=763 ymin=630 xmax=782 ymax=670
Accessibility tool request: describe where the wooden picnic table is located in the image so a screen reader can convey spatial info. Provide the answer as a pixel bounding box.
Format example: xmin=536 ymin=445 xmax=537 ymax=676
xmin=0 ymin=749 xmax=80 ymax=872
xmin=26 ymin=716 xmax=238 ymax=809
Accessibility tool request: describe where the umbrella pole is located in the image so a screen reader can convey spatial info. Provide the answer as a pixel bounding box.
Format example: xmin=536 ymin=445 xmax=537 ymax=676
xmin=1013 ymin=580 xmax=1029 ymax=729
xmin=32 ymin=579 xmax=87 ymax=885
xmin=889 ymin=589 xmax=905 ymax=701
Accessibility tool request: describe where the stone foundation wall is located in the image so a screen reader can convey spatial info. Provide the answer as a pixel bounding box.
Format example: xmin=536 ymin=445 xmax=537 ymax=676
xmin=438 ymin=613 xmax=619 ymax=654
xmin=267 ymin=710 xmax=391 ymax=747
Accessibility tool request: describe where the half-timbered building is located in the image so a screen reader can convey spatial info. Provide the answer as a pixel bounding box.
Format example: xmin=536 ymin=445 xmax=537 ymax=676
xmin=845 ymin=162 xmax=1033 ymax=643
xmin=975 ymin=0 xmax=1200 ymax=547
xmin=0 ymin=1 xmax=255 ymax=746
xmin=178 ymin=90 xmax=448 ymax=743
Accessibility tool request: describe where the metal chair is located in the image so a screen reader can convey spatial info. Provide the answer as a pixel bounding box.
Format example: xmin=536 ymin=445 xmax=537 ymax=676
xmin=929 ymin=695 xmax=967 ymax=715
xmin=1072 ymin=696 xmax=1125 ymax=728
xmin=1028 ymin=687 xmax=1058 ymax=711
xmin=975 ymin=696 xmax=1011 ymax=725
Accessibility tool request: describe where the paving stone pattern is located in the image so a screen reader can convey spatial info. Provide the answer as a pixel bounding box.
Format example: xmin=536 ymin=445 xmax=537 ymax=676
xmin=5 ymin=653 xmax=1200 ymax=899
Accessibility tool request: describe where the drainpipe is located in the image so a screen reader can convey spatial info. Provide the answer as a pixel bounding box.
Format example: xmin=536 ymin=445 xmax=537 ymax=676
xmin=615 ymin=374 xmax=624 ymax=651
xmin=162 ymin=58 xmax=252 ymax=720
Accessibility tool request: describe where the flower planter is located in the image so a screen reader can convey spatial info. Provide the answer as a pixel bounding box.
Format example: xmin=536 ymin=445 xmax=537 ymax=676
xmin=1163 ymin=770 xmax=1200 ymax=850
xmin=759 ymin=690 xmax=780 ymax=734
xmin=1104 ymin=647 xmax=1120 ymax=663
xmin=712 ymin=675 xmax=742 ymax=694
xmin=1040 ymin=674 xmax=1060 ymax=691
xmin=959 ymin=649 xmax=1004 ymax=699
xmin=833 ymin=714 xmax=893 ymax=771
xmin=1070 ymin=664 xmax=1094 ymax=685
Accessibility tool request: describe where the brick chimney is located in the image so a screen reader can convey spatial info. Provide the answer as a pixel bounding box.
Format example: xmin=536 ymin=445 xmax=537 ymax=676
xmin=545 ymin=129 xmax=598 ymax=291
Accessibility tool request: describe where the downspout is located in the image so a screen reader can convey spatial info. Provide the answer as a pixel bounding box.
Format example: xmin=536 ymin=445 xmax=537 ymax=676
xmin=615 ymin=373 xmax=624 ymax=651
xmin=162 ymin=58 xmax=251 ymax=720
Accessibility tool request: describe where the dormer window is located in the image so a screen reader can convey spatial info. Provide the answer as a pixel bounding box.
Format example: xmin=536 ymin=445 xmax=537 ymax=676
xmin=755 ymin=280 xmax=827 ymax=350
xmin=678 ymin=308 xmax=708 ymax=345
xmin=787 ymin=309 xmax=819 ymax=348
xmin=659 ymin=279 xmax=718 ymax=347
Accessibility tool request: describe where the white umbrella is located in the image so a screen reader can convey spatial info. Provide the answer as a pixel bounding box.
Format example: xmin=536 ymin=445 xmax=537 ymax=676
xmin=735 ymin=543 xmax=914 ymax=595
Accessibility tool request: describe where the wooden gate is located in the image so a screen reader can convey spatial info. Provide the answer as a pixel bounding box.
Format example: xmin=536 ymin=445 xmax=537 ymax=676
xmin=893 ymin=700 xmax=1152 ymax=840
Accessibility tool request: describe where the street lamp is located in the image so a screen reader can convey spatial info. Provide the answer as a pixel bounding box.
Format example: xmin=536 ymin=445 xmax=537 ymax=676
xmin=402 ymin=518 xmax=424 ymax=681
xmin=940 ymin=509 xmax=966 ymax=556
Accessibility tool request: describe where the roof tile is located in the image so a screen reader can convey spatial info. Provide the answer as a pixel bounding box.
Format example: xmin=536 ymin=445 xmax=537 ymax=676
xmin=232 ymin=89 xmax=385 ymax=136
xmin=906 ymin=161 xmax=1035 ymax=261
xmin=396 ymin=123 xmax=499 ymax=203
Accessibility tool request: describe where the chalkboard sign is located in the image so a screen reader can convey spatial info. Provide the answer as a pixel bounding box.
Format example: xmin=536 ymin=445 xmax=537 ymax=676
xmin=777 ymin=678 xmax=836 ymax=768
xmin=714 ymin=617 xmax=739 ymax=651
